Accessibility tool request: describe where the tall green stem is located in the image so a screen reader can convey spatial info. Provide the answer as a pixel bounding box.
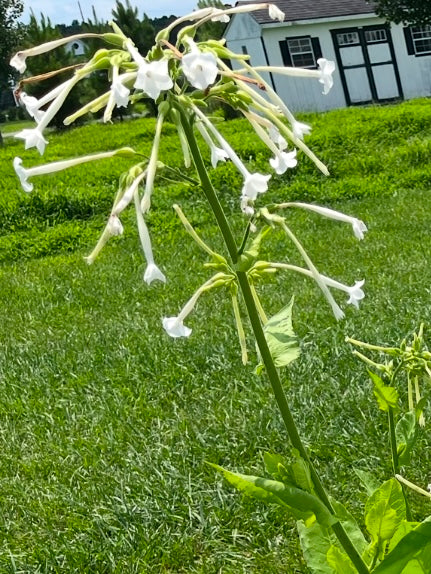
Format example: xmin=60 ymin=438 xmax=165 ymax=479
xmin=179 ymin=108 xmax=369 ymax=574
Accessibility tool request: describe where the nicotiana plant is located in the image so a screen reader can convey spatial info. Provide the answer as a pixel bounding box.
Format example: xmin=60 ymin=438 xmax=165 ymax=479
xmin=10 ymin=3 xmax=431 ymax=572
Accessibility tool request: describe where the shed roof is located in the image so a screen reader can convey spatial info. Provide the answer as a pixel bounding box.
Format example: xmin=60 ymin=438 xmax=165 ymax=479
xmin=237 ymin=0 xmax=376 ymax=24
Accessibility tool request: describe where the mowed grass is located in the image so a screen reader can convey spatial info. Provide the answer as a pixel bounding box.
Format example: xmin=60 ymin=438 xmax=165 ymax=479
xmin=0 ymin=99 xmax=431 ymax=572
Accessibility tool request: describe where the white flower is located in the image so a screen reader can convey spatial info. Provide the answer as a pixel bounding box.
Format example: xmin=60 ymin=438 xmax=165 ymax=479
xmin=352 ymin=219 xmax=368 ymax=240
xmin=428 ymin=484 xmax=431 ymax=494
xmin=107 ymin=214 xmax=124 ymax=236
xmin=10 ymin=53 xmax=26 ymax=73
xmin=162 ymin=316 xmax=192 ymax=338
xmin=241 ymin=196 xmax=255 ymax=216
xmin=270 ymin=150 xmax=297 ymax=174
xmin=112 ymin=78 xmax=130 ymax=108
xmin=182 ymin=47 xmax=218 ymax=90
xmin=211 ymin=10 xmax=230 ymax=22
xmin=13 ymin=157 xmax=33 ymax=192
xmin=210 ymin=146 xmax=228 ymax=168
xmin=19 ymin=93 xmax=45 ymax=123
xmin=134 ymin=59 xmax=173 ymax=100
xmin=317 ymin=58 xmax=336 ymax=95
xmin=292 ymin=120 xmax=311 ymax=140
xmin=268 ymin=125 xmax=287 ymax=150
xmin=144 ymin=263 xmax=166 ymax=285
xmin=242 ymin=173 xmax=271 ymax=200
xmin=268 ymin=4 xmax=285 ymax=22
xmin=280 ymin=202 xmax=367 ymax=240
xmin=12 ymin=149 xmax=125 ymax=192
xmin=15 ymin=128 xmax=48 ymax=155
xmin=346 ymin=280 xmax=365 ymax=308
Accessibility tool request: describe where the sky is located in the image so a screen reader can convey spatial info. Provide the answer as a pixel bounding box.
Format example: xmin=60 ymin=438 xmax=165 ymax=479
xmin=22 ymin=0 xmax=199 ymax=25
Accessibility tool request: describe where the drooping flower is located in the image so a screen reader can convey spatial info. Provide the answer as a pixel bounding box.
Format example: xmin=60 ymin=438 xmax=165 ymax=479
xmin=211 ymin=10 xmax=230 ymax=23
xmin=346 ymin=280 xmax=365 ymax=308
xmin=268 ymin=125 xmax=287 ymax=150
xmin=133 ymin=189 xmax=166 ymax=285
xmin=197 ymin=123 xmax=228 ymax=168
xmin=317 ymin=58 xmax=336 ymax=95
xmin=15 ymin=128 xmax=48 ymax=155
xmin=108 ymin=214 xmax=124 ymax=236
xmin=242 ymin=173 xmax=271 ymax=200
xmin=269 ymin=150 xmax=297 ymax=174
xmin=112 ymin=78 xmax=130 ymax=109
xmin=268 ymin=4 xmax=285 ymax=22
xmin=181 ymin=42 xmax=218 ymax=90
xmin=278 ymin=202 xmax=368 ymax=239
xmin=135 ymin=59 xmax=173 ymax=100
xmin=162 ymin=317 xmax=192 ymax=338
xmin=15 ymin=76 xmax=79 ymax=155
xmin=292 ymin=120 xmax=312 ymax=140
xmin=10 ymin=33 xmax=100 ymax=73
xmin=13 ymin=149 xmax=131 ymax=193
xmin=19 ymin=93 xmax=45 ymax=123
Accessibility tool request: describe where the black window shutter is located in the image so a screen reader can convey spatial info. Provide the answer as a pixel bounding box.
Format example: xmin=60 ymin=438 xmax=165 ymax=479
xmin=403 ymin=27 xmax=415 ymax=55
xmin=311 ymin=37 xmax=323 ymax=62
xmin=279 ymin=40 xmax=292 ymax=66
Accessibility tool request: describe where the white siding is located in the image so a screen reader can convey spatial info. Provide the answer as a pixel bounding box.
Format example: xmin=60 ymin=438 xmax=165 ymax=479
xmin=225 ymin=13 xmax=431 ymax=112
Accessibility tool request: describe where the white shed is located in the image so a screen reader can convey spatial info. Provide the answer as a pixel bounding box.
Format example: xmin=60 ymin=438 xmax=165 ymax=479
xmin=224 ymin=0 xmax=431 ymax=111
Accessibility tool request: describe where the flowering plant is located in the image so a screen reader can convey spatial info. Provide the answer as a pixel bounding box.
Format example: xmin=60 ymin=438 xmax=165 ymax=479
xmin=10 ymin=3 xmax=430 ymax=572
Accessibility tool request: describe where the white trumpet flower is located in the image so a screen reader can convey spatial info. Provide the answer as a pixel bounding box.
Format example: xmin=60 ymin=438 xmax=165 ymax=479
xmin=13 ymin=150 xmax=128 ymax=192
xmin=182 ymin=41 xmax=218 ymax=90
xmin=279 ymin=203 xmax=368 ymax=240
xmin=126 ymin=40 xmax=173 ymax=100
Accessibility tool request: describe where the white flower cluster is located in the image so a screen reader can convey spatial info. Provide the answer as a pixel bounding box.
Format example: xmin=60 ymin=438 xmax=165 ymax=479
xmin=10 ymin=2 xmax=367 ymax=339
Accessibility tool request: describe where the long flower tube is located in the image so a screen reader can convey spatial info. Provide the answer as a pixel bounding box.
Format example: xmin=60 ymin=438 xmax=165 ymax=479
xmin=141 ymin=111 xmax=165 ymax=214
xmin=259 ymin=262 xmax=365 ymax=308
xmin=15 ymin=75 xmax=81 ymax=154
xmin=163 ymin=273 xmax=233 ymax=337
xmin=192 ymin=104 xmax=271 ymax=210
xmin=277 ymin=202 xmax=368 ymax=239
xmin=217 ymin=60 xmax=328 ymax=174
xmin=158 ymin=3 xmax=284 ymax=42
xmin=133 ymin=189 xmax=166 ymax=285
xmin=237 ymin=59 xmax=336 ymax=95
xmin=13 ymin=149 xmax=134 ymax=192
xmin=10 ymin=33 xmax=104 ymax=73
xmin=260 ymin=208 xmax=344 ymax=320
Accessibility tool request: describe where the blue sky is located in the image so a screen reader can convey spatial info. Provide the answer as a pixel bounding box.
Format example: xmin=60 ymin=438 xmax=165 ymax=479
xmin=23 ymin=1 xmax=199 ymax=25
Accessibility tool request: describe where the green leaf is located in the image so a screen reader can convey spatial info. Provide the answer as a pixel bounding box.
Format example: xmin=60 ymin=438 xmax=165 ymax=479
xmin=297 ymin=521 xmax=335 ymax=574
xmin=327 ymin=545 xmax=356 ymax=574
xmin=212 ymin=464 xmax=336 ymax=527
xmin=354 ymin=468 xmax=381 ymax=497
xmin=264 ymin=450 xmax=315 ymax=494
xmin=330 ymin=499 xmax=368 ymax=555
xmin=236 ymin=226 xmax=270 ymax=272
xmin=368 ymin=370 xmax=399 ymax=412
xmin=396 ymin=411 xmax=418 ymax=465
xmin=297 ymin=499 xmax=368 ymax=574
xmin=388 ymin=520 xmax=420 ymax=553
xmin=365 ymin=478 xmax=406 ymax=556
xmin=260 ymin=297 xmax=300 ymax=369
xmin=372 ymin=517 xmax=431 ymax=573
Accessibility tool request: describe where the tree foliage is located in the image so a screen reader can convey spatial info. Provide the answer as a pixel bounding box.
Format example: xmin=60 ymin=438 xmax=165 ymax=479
xmin=374 ymin=0 xmax=431 ymax=26
xmin=112 ymin=0 xmax=155 ymax=56
xmin=0 ymin=0 xmax=24 ymax=87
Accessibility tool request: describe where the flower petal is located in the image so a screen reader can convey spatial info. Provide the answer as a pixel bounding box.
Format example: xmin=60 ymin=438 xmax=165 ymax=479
xmin=162 ymin=316 xmax=192 ymax=338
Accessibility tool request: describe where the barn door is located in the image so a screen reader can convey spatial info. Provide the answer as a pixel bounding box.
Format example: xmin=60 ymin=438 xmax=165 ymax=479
xmin=331 ymin=25 xmax=403 ymax=105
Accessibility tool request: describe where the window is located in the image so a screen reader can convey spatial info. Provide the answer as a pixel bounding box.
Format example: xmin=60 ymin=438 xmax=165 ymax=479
xmin=337 ymin=32 xmax=359 ymax=46
xmin=404 ymin=25 xmax=431 ymax=56
xmin=279 ymin=36 xmax=322 ymax=69
xmin=364 ymin=29 xmax=387 ymax=43
xmin=411 ymin=25 xmax=431 ymax=54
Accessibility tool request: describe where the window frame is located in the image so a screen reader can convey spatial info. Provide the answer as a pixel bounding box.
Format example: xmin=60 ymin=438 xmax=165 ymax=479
xmin=404 ymin=24 xmax=431 ymax=57
xmin=279 ymin=35 xmax=322 ymax=70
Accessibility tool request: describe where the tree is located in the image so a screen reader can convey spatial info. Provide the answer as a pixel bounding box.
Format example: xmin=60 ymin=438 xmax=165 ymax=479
xmin=0 ymin=0 xmax=24 ymax=143
xmin=19 ymin=12 xmax=87 ymax=128
xmin=195 ymin=0 xmax=229 ymax=41
xmin=112 ymin=0 xmax=155 ymax=56
xmin=373 ymin=0 xmax=431 ymax=26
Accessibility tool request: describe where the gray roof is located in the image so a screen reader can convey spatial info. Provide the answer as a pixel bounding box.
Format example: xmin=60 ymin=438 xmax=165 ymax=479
xmin=236 ymin=0 xmax=377 ymax=24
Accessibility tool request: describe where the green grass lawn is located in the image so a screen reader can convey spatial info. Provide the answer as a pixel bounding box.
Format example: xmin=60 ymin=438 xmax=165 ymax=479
xmin=0 ymin=100 xmax=431 ymax=572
